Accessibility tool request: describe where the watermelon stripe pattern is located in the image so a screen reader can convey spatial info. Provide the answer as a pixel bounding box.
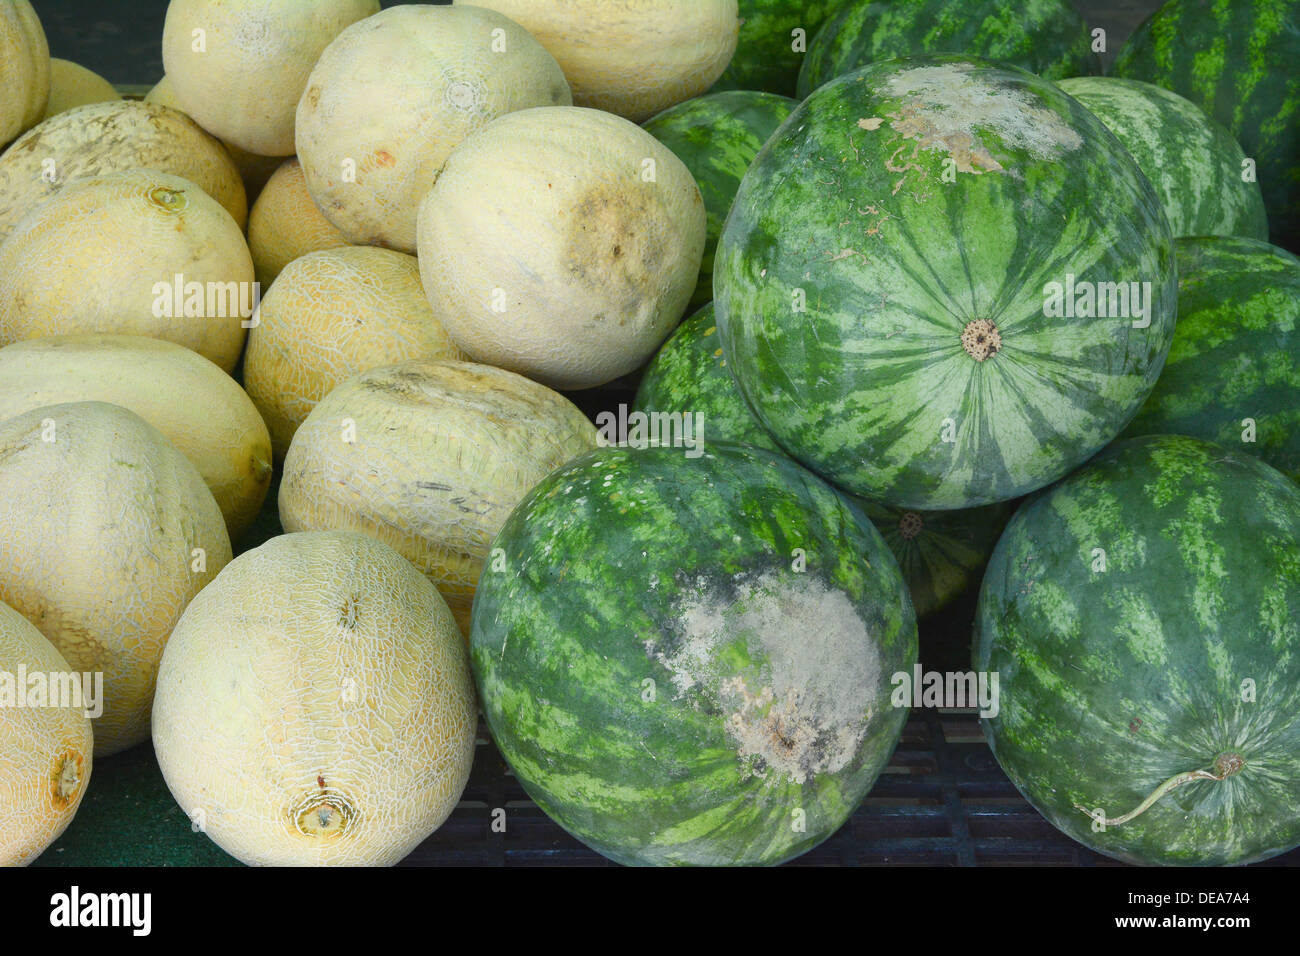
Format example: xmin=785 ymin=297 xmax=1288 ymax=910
xmin=1057 ymin=77 xmax=1267 ymax=241
xmin=715 ymin=56 xmax=1178 ymax=510
xmin=976 ymin=435 xmax=1300 ymax=866
xmin=643 ymin=92 xmax=798 ymax=311
xmin=1113 ymin=0 xmax=1300 ymax=251
xmin=711 ymin=0 xmax=849 ymax=97
xmin=1121 ymin=236 xmax=1300 ymax=484
xmin=470 ymin=443 xmax=917 ymax=866
xmin=797 ymin=0 xmax=1098 ymax=99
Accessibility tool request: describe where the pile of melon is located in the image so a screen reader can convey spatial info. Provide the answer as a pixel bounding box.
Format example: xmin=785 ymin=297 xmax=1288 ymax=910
xmin=0 ymin=0 xmax=1297 ymax=869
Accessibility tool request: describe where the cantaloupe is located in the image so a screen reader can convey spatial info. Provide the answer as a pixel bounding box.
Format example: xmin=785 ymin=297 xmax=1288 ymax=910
xmin=455 ymin=0 xmax=740 ymax=122
xmin=0 ymin=99 xmax=246 ymax=241
xmin=279 ymin=361 xmax=599 ymax=634
xmin=295 ymin=4 xmax=571 ymax=253
xmin=0 ymin=600 xmax=93 ymax=867
xmin=0 ymin=402 xmax=230 ymax=757
xmin=0 ymin=0 xmax=49 ymax=145
xmin=162 ymin=0 xmax=381 ymax=157
xmin=153 ymin=530 xmax=475 ymax=866
xmin=42 ymin=58 xmax=120 ymax=120
xmin=0 ymin=335 xmax=272 ymax=540
xmin=247 ymin=159 xmax=350 ymax=289
xmin=0 ymin=169 xmax=255 ymax=373
xmin=244 ymin=247 xmax=464 ymax=459
xmin=416 ymin=106 xmax=706 ymax=390
xmin=145 ymin=74 xmax=281 ymax=205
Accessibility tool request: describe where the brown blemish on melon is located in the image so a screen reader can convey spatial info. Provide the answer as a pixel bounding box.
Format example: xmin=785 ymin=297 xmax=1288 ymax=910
xmin=50 ymin=751 xmax=84 ymax=810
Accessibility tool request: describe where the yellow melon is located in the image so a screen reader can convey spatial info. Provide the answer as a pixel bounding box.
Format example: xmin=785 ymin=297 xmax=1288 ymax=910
xmin=416 ymin=106 xmax=706 ymax=390
xmin=42 ymin=58 xmax=120 ymax=120
xmin=0 ymin=0 xmax=49 ymax=145
xmin=145 ymin=74 xmax=281 ymax=205
xmin=153 ymin=530 xmax=475 ymax=866
xmin=455 ymin=0 xmax=740 ymax=122
xmin=279 ymin=360 xmax=598 ymax=634
xmin=0 ymin=334 xmax=272 ymax=540
xmin=0 ymin=600 xmax=93 ymax=867
xmin=244 ymin=247 xmax=464 ymax=459
xmin=295 ymin=3 xmax=571 ymax=253
xmin=247 ymin=159 xmax=350 ymax=289
xmin=0 ymin=169 xmax=255 ymax=373
xmin=0 ymin=402 xmax=231 ymax=757
xmin=0 ymin=99 xmax=246 ymax=241
xmin=162 ymin=0 xmax=381 ymax=157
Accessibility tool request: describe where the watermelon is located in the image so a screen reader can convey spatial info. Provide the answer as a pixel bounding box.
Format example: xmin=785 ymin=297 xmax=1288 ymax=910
xmin=633 ymin=301 xmax=782 ymax=453
xmin=859 ymin=501 xmax=1009 ymax=620
xmin=1120 ymin=236 xmax=1300 ymax=484
xmin=470 ymin=442 xmax=917 ymax=866
xmin=715 ymin=56 xmax=1178 ymax=511
xmin=797 ymin=0 xmax=1098 ymax=99
xmin=643 ymin=91 xmax=798 ymax=310
xmin=1113 ymin=0 xmax=1300 ymax=252
xmin=712 ymin=0 xmax=848 ymax=97
xmin=975 ymin=434 xmax=1300 ymax=866
xmin=636 ymin=301 xmax=1011 ymax=618
xmin=1057 ymin=77 xmax=1267 ymax=241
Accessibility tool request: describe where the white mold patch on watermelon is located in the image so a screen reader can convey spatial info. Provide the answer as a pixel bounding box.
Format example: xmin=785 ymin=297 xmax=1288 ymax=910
xmin=861 ymin=63 xmax=1083 ymax=181
xmin=647 ymin=570 xmax=881 ymax=786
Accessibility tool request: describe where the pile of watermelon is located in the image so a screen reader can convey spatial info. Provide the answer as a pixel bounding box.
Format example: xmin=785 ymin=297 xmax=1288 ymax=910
xmin=6 ymin=0 xmax=1298 ymax=871
xmin=473 ymin=0 xmax=1300 ymax=868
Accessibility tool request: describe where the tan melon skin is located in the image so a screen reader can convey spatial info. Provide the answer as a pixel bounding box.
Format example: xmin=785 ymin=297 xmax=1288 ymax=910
xmin=162 ymin=0 xmax=381 ymax=157
xmin=0 ymin=0 xmax=50 ymax=145
xmin=244 ymin=247 xmax=465 ymax=460
xmin=279 ymin=361 xmax=598 ymax=634
xmin=457 ymin=0 xmax=739 ymax=122
xmin=247 ymin=159 xmax=350 ymax=289
xmin=0 ymin=169 xmax=255 ymax=373
xmin=0 ymin=335 xmax=272 ymax=541
xmin=295 ymin=3 xmax=571 ymax=253
xmin=0 ymin=601 xmax=93 ymax=867
xmin=0 ymin=100 xmax=246 ymax=241
xmin=153 ymin=530 xmax=475 ymax=866
xmin=0 ymin=402 xmax=231 ymax=757
xmin=42 ymin=59 xmax=120 ymax=120
xmin=417 ymin=106 xmax=707 ymax=390
xmin=146 ymin=75 xmax=281 ymax=205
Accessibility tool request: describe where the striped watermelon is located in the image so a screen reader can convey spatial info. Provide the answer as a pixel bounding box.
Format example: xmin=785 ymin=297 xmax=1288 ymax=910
xmin=636 ymin=302 xmax=1010 ymax=618
xmin=797 ymin=0 xmax=1097 ymax=99
xmin=643 ymin=91 xmax=798 ymax=309
xmin=1057 ymin=77 xmax=1267 ymax=241
xmin=1113 ymin=0 xmax=1300 ymax=251
xmin=715 ymin=56 xmax=1178 ymax=510
xmin=976 ymin=434 xmax=1300 ymax=866
xmin=712 ymin=0 xmax=848 ymax=97
xmin=470 ymin=442 xmax=917 ymax=866
xmin=1120 ymin=236 xmax=1300 ymax=484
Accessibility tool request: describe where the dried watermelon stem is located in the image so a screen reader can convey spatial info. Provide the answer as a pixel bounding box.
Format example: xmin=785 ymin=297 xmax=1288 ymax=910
xmin=1074 ymin=751 xmax=1244 ymax=827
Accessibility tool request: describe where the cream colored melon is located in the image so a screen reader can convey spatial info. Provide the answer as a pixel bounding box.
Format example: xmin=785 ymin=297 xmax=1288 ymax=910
xmin=279 ymin=361 xmax=598 ymax=634
xmin=0 ymin=601 xmax=93 ymax=867
xmin=417 ymin=106 xmax=706 ymax=390
xmin=244 ymin=247 xmax=465 ymax=459
xmin=456 ymin=0 xmax=739 ymax=122
xmin=0 ymin=1 xmax=49 ymax=145
xmin=146 ymin=74 xmax=280 ymax=204
xmin=153 ymin=530 xmax=475 ymax=866
xmin=162 ymin=0 xmax=380 ymax=157
xmin=247 ymin=159 xmax=350 ymax=288
xmin=0 ymin=335 xmax=272 ymax=540
xmin=0 ymin=402 xmax=230 ymax=757
xmin=0 ymin=169 xmax=255 ymax=373
xmin=42 ymin=58 xmax=120 ymax=119
xmin=0 ymin=99 xmax=246 ymax=241
xmin=295 ymin=4 xmax=571 ymax=253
